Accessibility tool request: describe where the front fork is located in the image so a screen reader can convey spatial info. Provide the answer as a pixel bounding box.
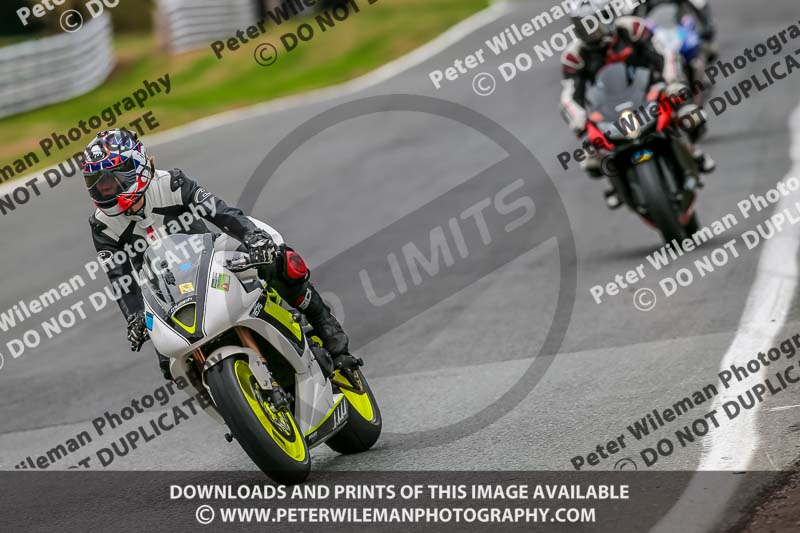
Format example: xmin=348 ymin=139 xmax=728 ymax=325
xmin=669 ymin=140 xmax=703 ymax=194
xmin=233 ymin=326 xmax=294 ymax=410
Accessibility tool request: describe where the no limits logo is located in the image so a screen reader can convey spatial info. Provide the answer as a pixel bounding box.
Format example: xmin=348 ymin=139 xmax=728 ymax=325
xmin=235 ymin=94 xmax=578 ymax=450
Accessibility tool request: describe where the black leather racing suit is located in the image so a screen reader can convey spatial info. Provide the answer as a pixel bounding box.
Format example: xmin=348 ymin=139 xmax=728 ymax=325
xmin=89 ymin=168 xmax=278 ymax=320
xmin=89 ymin=167 xmax=345 ymax=377
xmin=559 ymin=15 xmax=682 ymax=135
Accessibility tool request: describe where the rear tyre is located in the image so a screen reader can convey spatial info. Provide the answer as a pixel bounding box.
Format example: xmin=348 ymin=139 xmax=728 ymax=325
xmin=634 ymin=160 xmax=686 ymax=244
xmin=207 ymin=356 xmax=311 ymax=485
xmin=326 ymin=369 xmax=382 ymax=454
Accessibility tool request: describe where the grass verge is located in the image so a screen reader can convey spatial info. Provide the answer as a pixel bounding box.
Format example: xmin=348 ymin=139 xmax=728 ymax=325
xmin=0 ymin=0 xmax=488 ymax=178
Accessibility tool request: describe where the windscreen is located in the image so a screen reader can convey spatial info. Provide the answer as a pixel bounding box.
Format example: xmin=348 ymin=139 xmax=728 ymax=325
xmin=585 ymin=64 xmax=652 ymax=119
xmin=142 ymin=233 xmax=212 ymax=313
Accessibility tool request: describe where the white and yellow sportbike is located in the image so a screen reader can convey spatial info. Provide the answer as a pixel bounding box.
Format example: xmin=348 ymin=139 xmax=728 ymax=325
xmin=140 ymin=223 xmax=381 ymax=485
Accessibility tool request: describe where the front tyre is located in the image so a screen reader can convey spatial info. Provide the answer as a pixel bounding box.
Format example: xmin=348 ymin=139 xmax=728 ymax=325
xmin=634 ymin=160 xmax=686 ymax=244
xmin=207 ymin=356 xmax=311 ymax=485
xmin=326 ymin=369 xmax=382 ymax=454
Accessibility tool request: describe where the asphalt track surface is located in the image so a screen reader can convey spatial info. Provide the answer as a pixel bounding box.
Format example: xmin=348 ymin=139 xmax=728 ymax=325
xmin=1 ymin=1 xmax=800 ymax=531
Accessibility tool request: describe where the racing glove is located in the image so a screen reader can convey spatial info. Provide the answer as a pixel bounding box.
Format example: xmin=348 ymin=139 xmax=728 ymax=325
xmin=666 ymin=82 xmax=690 ymax=104
xmin=585 ymin=122 xmax=614 ymax=152
xmin=127 ymin=311 xmax=150 ymax=352
xmin=243 ymin=229 xmax=278 ymax=280
xmin=243 ymin=229 xmax=277 ymax=264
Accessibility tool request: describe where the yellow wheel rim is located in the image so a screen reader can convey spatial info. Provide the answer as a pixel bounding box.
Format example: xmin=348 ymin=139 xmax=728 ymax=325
xmin=334 ymin=369 xmax=375 ymax=422
xmin=233 ymin=359 xmax=306 ymax=462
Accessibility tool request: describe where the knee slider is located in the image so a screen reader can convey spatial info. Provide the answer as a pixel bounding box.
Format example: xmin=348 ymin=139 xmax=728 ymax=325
xmin=283 ymin=247 xmax=310 ymax=282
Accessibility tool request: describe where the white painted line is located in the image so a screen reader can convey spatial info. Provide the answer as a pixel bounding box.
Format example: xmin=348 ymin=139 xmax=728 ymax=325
xmin=765 ymin=451 xmax=777 ymax=470
xmin=767 ymin=404 xmax=800 ymax=412
xmin=651 ymin=101 xmax=800 ymax=533
xmin=0 ymin=1 xmax=512 ymax=197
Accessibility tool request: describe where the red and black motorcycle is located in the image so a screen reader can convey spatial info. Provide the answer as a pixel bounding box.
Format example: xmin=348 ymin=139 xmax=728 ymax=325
xmin=585 ymin=63 xmax=702 ymax=244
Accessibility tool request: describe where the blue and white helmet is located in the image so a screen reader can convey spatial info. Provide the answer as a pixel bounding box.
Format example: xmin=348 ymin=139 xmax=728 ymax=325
xmin=82 ymin=129 xmax=152 ymax=217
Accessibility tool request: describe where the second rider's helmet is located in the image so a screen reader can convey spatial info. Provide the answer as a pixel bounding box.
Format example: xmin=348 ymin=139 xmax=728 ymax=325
xmin=570 ymin=0 xmax=618 ymax=46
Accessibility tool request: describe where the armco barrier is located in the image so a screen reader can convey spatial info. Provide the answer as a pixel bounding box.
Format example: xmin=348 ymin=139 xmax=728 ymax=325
xmin=0 ymin=13 xmax=114 ymax=119
xmin=156 ymin=0 xmax=258 ymax=53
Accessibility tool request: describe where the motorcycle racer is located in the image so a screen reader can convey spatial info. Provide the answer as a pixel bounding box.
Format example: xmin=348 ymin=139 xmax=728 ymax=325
xmin=83 ymin=129 xmax=350 ymax=380
xmin=560 ymin=0 xmax=714 ymax=209
xmin=633 ymin=0 xmax=718 ymax=59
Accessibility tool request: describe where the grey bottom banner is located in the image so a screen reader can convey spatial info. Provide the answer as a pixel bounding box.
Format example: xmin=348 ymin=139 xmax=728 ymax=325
xmin=0 ymin=470 xmax=780 ymax=532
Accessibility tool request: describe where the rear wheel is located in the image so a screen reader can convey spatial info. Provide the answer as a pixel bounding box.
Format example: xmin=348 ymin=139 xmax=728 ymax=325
xmin=207 ymin=356 xmax=310 ymax=485
xmin=634 ymin=160 xmax=687 ymax=244
xmin=326 ymin=369 xmax=382 ymax=454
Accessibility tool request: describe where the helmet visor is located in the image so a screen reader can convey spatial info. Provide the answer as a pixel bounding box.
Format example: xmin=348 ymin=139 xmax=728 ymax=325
xmin=85 ymin=157 xmax=137 ymax=205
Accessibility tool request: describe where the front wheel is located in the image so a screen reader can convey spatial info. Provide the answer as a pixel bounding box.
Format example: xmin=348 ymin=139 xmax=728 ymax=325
xmin=326 ymin=369 xmax=382 ymax=454
xmin=207 ymin=356 xmax=311 ymax=485
xmin=633 ymin=160 xmax=687 ymax=244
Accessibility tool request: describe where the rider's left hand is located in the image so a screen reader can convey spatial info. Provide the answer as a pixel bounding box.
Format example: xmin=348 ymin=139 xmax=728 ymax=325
xmin=243 ymin=230 xmax=277 ymax=265
xmin=666 ymin=82 xmax=690 ymax=102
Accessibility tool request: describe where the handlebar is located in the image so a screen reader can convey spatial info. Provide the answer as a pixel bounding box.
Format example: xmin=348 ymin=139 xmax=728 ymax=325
xmin=226 ymin=255 xmax=251 ymax=271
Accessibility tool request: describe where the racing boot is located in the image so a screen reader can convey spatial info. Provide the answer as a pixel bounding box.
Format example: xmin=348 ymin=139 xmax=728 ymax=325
xmin=301 ymin=284 xmax=350 ymax=358
xmin=604 ymin=188 xmax=622 ymax=210
xmin=581 ymin=153 xmax=604 ymax=179
xmin=694 ymin=148 xmax=715 ymax=175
